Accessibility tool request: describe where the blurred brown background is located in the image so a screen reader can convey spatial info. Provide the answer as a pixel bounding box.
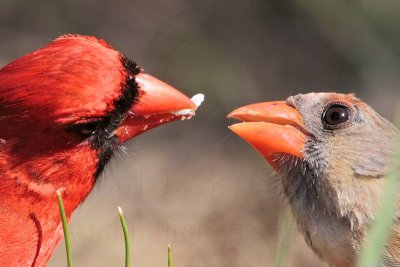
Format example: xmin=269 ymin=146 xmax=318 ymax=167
xmin=1 ymin=1 xmax=399 ymax=266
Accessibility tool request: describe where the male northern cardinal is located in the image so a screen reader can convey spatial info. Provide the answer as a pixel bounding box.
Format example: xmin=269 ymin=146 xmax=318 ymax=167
xmin=229 ymin=93 xmax=399 ymax=267
xmin=0 ymin=35 xmax=203 ymax=266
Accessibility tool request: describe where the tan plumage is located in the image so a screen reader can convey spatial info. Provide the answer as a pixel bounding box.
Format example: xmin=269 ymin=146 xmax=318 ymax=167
xmin=229 ymin=93 xmax=399 ymax=267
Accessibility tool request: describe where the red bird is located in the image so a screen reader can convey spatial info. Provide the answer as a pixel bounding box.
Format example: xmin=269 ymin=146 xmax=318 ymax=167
xmin=229 ymin=93 xmax=398 ymax=266
xmin=0 ymin=35 xmax=202 ymax=266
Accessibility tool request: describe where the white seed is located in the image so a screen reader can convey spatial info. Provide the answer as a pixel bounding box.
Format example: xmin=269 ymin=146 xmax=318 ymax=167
xmin=191 ymin=93 xmax=205 ymax=108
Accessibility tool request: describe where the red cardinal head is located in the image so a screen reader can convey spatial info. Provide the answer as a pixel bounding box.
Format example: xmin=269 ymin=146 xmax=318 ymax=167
xmin=229 ymin=93 xmax=398 ymax=266
xmin=0 ymin=35 xmax=202 ymax=266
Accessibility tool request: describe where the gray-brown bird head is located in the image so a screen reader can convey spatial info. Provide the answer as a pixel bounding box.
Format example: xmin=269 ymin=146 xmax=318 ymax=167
xmin=229 ymin=92 xmax=398 ymax=266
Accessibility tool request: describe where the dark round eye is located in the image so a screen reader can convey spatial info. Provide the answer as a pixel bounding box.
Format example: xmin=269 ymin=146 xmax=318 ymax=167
xmin=323 ymin=104 xmax=350 ymax=127
xmin=67 ymin=120 xmax=102 ymax=137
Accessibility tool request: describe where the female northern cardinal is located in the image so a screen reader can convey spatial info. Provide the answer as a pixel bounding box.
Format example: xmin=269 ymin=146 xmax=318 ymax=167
xmin=229 ymin=93 xmax=399 ymax=267
xmin=0 ymin=35 xmax=203 ymax=266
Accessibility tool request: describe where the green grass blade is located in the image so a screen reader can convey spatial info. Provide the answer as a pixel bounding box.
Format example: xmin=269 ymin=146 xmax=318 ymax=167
xmin=118 ymin=206 xmax=131 ymax=267
xmin=357 ymin=136 xmax=400 ymax=266
xmin=56 ymin=190 xmax=72 ymax=267
xmin=274 ymin=206 xmax=294 ymax=267
xmin=168 ymin=244 xmax=172 ymax=267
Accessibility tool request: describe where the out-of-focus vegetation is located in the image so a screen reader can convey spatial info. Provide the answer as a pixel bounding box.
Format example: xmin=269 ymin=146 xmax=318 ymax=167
xmin=1 ymin=1 xmax=400 ymax=266
xmin=58 ymin=197 xmax=172 ymax=267
xmin=356 ymin=120 xmax=400 ymax=267
xmin=274 ymin=207 xmax=294 ymax=267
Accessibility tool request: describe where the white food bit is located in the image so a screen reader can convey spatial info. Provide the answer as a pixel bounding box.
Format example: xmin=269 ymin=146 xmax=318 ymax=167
xmin=171 ymin=109 xmax=195 ymax=116
xmin=170 ymin=93 xmax=205 ymax=116
xmin=191 ymin=93 xmax=205 ymax=108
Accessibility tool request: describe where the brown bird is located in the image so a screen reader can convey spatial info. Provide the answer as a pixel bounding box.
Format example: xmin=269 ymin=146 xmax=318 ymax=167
xmin=228 ymin=93 xmax=399 ymax=267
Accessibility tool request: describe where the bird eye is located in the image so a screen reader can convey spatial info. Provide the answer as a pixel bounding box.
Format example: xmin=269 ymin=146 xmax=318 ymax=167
xmin=67 ymin=120 xmax=102 ymax=137
xmin=322 ymin=104 xmax=351 ymax=128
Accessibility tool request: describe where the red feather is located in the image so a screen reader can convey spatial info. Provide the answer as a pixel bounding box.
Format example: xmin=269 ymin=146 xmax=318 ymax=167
xmin=0 ymin=35 xmax=123 ymax=266
xmin=0 ymin=35 xmax=197 ymax=266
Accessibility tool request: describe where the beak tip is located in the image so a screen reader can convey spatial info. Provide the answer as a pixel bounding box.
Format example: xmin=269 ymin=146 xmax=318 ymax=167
xmin=227 ymin=123 xmax=243 ymax=136
xmin=227 ymin=108 xmax=242 ymax=120
xmin=227 ymin=112 xmax=235 ymax=119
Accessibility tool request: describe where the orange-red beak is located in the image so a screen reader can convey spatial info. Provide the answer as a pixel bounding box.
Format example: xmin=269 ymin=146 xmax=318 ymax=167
xmin=115 ymin=72 xmax=204 ymax=142
xmin=228 ymin=101 xmax=306 ymax=169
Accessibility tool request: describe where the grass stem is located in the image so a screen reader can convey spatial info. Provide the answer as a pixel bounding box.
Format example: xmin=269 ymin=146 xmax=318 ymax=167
xmin=118 ymin=206 xmax=131 ymax=267
xmin=168 ymin=244 xmax=172 ymax=267
xmin=57 ymin=190 xmax=72 ymax=267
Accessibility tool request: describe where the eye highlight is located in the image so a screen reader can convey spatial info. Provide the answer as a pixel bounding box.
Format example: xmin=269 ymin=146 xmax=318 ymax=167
xmin=322 ymin=103 xmax=351 ymax=129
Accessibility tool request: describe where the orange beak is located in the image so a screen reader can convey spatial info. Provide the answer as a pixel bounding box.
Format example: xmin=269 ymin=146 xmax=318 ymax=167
xmin=228 ymin=101 xmax=306 ymax=169
xmin=115 ymin=72 xmax=204 ymax=142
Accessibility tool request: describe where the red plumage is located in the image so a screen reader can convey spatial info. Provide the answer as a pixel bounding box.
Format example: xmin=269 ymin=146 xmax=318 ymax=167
xmin=0 ymin=35 xmax=197 ymax=266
